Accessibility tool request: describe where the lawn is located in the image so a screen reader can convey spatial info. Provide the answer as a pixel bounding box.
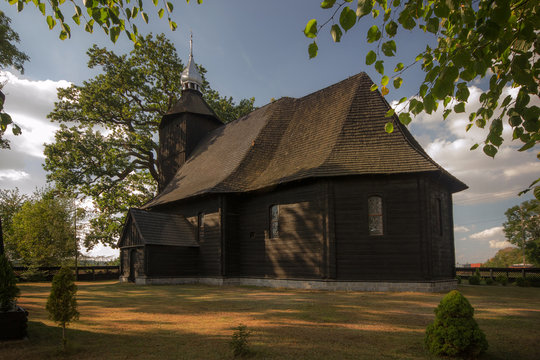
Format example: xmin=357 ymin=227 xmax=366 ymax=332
xmin=1 ymin=282 xmax=539 ymax=359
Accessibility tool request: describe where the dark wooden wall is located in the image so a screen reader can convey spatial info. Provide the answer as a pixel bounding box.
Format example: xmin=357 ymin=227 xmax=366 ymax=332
xmin=333 ymin=175 xmax=425 ymax=280
xmin=157 ymin=195 xmax=222 ymax=277
xmin=146 ymin=245 xmax=199 ymax=277
xmin=232 ymin=181 xmax=325 ymax=279
xmin=120 ymin=247 xmax=145 ymax=280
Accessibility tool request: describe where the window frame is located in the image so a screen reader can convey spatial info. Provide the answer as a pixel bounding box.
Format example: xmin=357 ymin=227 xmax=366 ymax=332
xmin=367 ymin=195 xmax=384 ymax=236
xmin=269 ymin=204 xmax=279 ymax=239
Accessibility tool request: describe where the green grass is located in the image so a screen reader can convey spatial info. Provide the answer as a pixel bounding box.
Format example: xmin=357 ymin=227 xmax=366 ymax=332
xmin=1 ymin=281 xmax=539 ymax=359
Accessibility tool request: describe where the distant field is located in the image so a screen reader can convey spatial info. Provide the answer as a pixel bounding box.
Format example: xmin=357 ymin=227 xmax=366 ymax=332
xmin=1 ymin=282 xmax=539 ymax=359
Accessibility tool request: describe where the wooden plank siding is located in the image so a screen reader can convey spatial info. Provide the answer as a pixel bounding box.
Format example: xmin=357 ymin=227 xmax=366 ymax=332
xmin=156 ymin=195 xmax=222 ymax=277
xmin=333 ymin=175 xmax=424 ymax=280
xmin=146 ymin=245 xmax=199 ymax=277
xmin=234 ymin=181 xmax=325 ymax=279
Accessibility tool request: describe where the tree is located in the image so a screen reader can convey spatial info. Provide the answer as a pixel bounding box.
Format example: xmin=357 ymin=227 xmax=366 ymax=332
xmin=0 ymin=188 xmax=27 ymax=260
xmin=0 ymin=10 xmax=28 ymax=149
xmin=46 ymin=266 xmax=79 ymax=351
xmin=0 ymin=254 xmax=19 ymax=312
xmin=503 ymin=199 xmax=540 ymax=265
xmin=483 ymin=247 xmax=531 ymax=268
xmin=44 ymin=34 xmax=255 ymax=249
xmin=9 ymin=189 xmax=76 ymax=267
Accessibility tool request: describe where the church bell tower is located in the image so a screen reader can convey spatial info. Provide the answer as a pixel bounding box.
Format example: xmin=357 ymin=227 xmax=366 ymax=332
xmin=157 ymin=34 xmax=223 ymax=192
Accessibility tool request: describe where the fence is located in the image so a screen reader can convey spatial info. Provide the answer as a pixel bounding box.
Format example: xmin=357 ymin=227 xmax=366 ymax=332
xmin=456 ymin=267 xmax=540 ymax=281
xmin=13 ymin=266 xmax=120 ymax=282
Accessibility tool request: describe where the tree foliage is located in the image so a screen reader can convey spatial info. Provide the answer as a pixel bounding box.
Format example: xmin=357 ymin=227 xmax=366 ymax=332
xmin=46 ymin=266 xmax=79 ymax=351
xmin=425 ymin=290 xmax=488 ymax=357
xmin=0 ymin=10 xmax=28 ymax=149
xmin=306 ymin=0 xmax=539 ymax=196
xmin=503 ymin=199 xmax=540 ymax=265
xmin=483 ymin=246 xmax=531 ymax=267
xmin=4 ymin=0 xmax=202 ymax=43
xmin=0 ymin=188 xmax=27 ymax=260
xmin=44 ymin=34 xmax=255 ymax=249
xmin=9 ymin=189 xmax=76 ymax=267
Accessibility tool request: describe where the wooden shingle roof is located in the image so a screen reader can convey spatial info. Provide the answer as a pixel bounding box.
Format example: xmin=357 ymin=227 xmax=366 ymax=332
xmin=119 ymin=209 xmax=198 ymax=247
xmin=145 ymin=73 xmax=467 ymax=208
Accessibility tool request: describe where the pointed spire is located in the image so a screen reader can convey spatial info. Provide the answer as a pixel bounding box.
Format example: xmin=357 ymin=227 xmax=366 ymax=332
xmin=181 ymin=32 xmax=203 ymax=93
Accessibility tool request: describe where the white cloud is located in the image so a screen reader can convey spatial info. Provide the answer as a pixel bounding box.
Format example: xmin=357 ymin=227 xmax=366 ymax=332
xmin=405 ymin=84 xmax=540 ymax=205
xmin=470 ymin=226 xmax=504 ymax=240
xmin=454 ymin=226 xmax=470 ymax=232
xmin=0 ymin=169 xmax=30 ymax=181
xmin=489 ymin=240 xmax=512 ymax=249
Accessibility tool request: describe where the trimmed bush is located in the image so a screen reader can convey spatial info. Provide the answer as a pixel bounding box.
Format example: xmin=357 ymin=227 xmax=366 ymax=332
xmin=456 ymin=275 xmax=461 ymax=284
xmin=425 ymin=290 xmax=488 ymax=358
xmin=495 ymin=274 xmax=508 ymax=286
xmin=515 ymin=277 xmax=530 ymax=287
xmin=0 ymin=254 xmax=19 ymax=312
xmin=485 ymin=278 xmax=494 ymax=285
xmin=468 ymin=268 xmax=481 ymax=285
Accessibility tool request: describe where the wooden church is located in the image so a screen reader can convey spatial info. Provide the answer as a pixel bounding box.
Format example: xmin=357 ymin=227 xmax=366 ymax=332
xmin=118 ymin=39 xmax=467 ymax=292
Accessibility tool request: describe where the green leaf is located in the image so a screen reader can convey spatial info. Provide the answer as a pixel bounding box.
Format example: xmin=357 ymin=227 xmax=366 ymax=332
xmin=385 ymin=121 xmax=394 ymax=133
xmin=381 ymin=40 xmax=396 ymax=56
xmin=365 ymin=50 xmax=376 ymax=65
xmin=169 ymin=20 xmax=177 ymax=31
xmin=398 ymin=112 xmax=412 ymax=125
xmin=153 ymin=0 xmax=159 ymax=5
xmin=483 ymin=144 xmax=498 ymax=158
xmin=454 ymin=103 xmax=466 ymax=113
xmin=426 ymin=17 xmax=439 ymax=34
xmin=501 ymin=95 xmax=512 ymax=108
xmin=304 ymin=19 xmax=318 ymax=38
xmin=38 ymin=3 xmax=45 ymax=15
xmin=367 ymin=25 xmax=381 ymax=43
xmin=340 ymin=6 xmax=356 ymax=32
xmin=166 ymin=2 xmax=174 ymax=12
xmin=398 ymin=97 xmax=407 ymax=104
xmin=374 ymin=60 xmax=384 ymax=74
xmin=465 ymin=124 xmax=473 ymax=131
xmin=385 ymin=109 xmax=395 ymax=117
xmin=423 ymin=93 xmax=437 ymax=114
xmin=433 ymin=2 xmax=450 ymax=18
xmin=72 ymin=15 xmax=80 ymax=25
xmin=394 ymin=63 xmax=404 ymax=72
xmin=381 ymin=75 xmax=389 ymax=86
xmin=59 ymin=30 xmax=68 ymax=40
xmin=12 ymin=124 xmax=21 ymax=135
xmin=46 ymin=15 xmax=56 ymax=29
xmin=141 ymin=12 xmax=149 ymax=24
xmin=443 ymin=109 xmax=452 ymax=119
xmin=330 ymin=24 xmax=342 ymax=42
xmin=370 ymin=83 xmax=378 ymax=91
xmin=455 ymin=83 xmax=470 ymax=102
xmin=320 ymin=0 xmax=336 ymax=9
xmin=381 ymin=86 xmax=389 ymax=96
xmin=158 ymin=8 xmax=164 ymax=18
xmin=534 ymin=186 xmax=540 ymax=201
xmin=357 ymin=0 xmax=373 ymax=18
xmin=470 ymin=143 xmax=479 ymax=150
xmin=308 ymin=41 xmax=318 ymax=59
xmin=443 ymin=96 xmax=451 ymax=108
xmin=385 ymin=20 xmax=398 ymax=37
xmin=393 ymin=77 xmax=402 ymax=89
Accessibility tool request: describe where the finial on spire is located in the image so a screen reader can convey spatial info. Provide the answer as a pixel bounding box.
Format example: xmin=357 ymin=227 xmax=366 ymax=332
xmin=181 ymin=32 xmax=203 ymax=93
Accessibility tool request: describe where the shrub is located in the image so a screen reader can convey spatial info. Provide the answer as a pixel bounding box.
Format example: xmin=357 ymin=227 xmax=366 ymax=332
xmin=456 ymin=275 xmax=461 ymax=284
xmin=229 ymin=324 xmax=251 ymax=357
xmin=20 ymin=264 xmax=49 ymax=282
xmin=468 ymin=269 xmax=482 ymax=285
xmin=425 ymin=290 xmax=488 ymax=358
xmin=46 ymin=267 xmax=79 ymax=350
xmin=515 ymin=277 xmax=530 ymax=287
xmin=495 ymin=274 xmax=508 ymax=286
xmin=485 ymin=277 xmax=494 ymax=285
xmin=0 ymin=254 xmax=20 ymax=311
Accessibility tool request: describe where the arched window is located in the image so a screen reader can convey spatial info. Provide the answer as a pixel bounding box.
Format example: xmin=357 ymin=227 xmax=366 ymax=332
xmin=270 ymin=205 xmax=279 ymax=239
xmin=368 ymin=196 xmax=383 ymax=235
xmin=198 ymin=212 xmax=205 ymax=241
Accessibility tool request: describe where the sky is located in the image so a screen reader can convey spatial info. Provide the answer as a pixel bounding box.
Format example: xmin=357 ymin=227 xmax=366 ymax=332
xmin=0 ymin=1 xmax=538 ymax=263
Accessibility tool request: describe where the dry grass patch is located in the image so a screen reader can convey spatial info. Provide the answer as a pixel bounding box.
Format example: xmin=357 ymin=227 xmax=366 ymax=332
xmin=0 ymin=282 xmax=538 ymax=359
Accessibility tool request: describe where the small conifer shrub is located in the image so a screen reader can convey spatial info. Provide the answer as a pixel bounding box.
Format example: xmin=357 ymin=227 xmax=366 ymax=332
xmin=229 ymin=324 xmax=251 ymax=357
xmin=425 ymin=290 xmax=488 ymax=358
xmin=456 ymin=275 xmax=461 ymax=284
xmin=515 ymin=277 xmax=530 ymax=287
xmin=485 ymin=277 xmax=494 ymax=285
xmin=0 ymin=254 xmax=19 ymax=312
xmin=46 ymin=267 xmax=79 ymax=350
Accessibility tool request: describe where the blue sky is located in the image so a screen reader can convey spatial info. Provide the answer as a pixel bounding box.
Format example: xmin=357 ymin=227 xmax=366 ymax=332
xmin=0 ymin=1 xmax=537 ymax=262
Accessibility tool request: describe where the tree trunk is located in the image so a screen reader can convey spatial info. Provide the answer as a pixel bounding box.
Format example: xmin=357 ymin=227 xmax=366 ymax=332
xmin=62 ymin=323 xmax=66 ymax=351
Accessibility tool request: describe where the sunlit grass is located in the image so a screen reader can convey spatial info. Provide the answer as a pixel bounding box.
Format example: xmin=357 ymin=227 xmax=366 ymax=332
xmin=0 ymin=281 xmax=539 ymax=359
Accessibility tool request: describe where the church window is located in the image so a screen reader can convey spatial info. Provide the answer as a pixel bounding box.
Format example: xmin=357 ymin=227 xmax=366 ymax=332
xmin=368 ymin=196 xmax=383 ymax=235
xmin=198 ymin=212 xmax=204 ymax=241
xmin=270 ymin=205 xmax=279 ymax=238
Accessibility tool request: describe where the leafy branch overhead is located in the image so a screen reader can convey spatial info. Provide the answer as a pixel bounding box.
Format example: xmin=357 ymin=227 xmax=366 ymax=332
xmin=304 ymin=0 xmax=539 ymax=163
xmin=4 ymin=0 xmax=203 ymax=44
